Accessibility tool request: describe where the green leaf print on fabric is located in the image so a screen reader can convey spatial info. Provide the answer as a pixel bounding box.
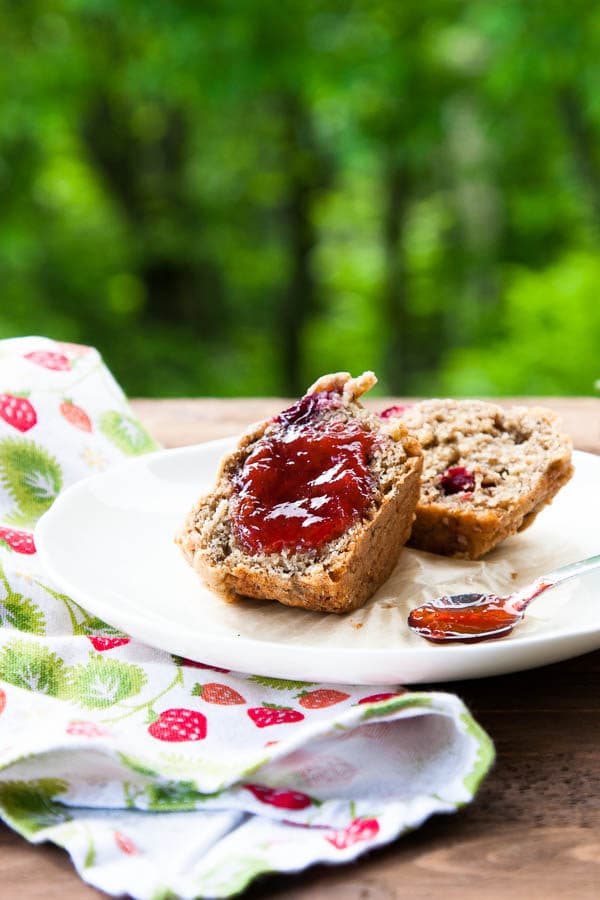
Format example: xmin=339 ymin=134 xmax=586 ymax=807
xmin=0 ymin=641 xmax=70 ymax=697
xmin=197 ymin=857 xmax=271 ymax=897
xmin=36 ymin=581 xmax=125 ymax=639
xmin=0 ymin=779 xmax=70 ymax=837
xmin=145 ymin=781 xmax=205 ymax=811
xmin=248 ymin=675 xmax=315 ymax=691
xmin=360 ymin=695 xmax=433 ymax=721
xmin=149 ymin=889 xmax=179 ymax=900
xmin=0 ymin=438 xmax=63 ymax=526
xmin=118 ymin=753 xmax=160 ymax=778
xmin=100 ymin=411 xmax=159 ymax=456
xmin=0 ymin=592 xmax=45 ymax=634
xmin=80 ymin=617 xmax=126 ymax=638
xmin=68 ymin=655 xmax=146 ymax=708
xmin=460 ymin=712 xmax=496 ymax=797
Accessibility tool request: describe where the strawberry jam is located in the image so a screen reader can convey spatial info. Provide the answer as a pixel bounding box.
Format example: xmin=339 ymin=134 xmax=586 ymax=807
xmin=407 ymin=581 xmax=552 ymax=642
xmin=231 ymin=394 xmax=379 ymax=555
xmin=276 ymin=390 xmax=342 ymax=427
xmin=408 ymin=594 xmax=519 ymax=641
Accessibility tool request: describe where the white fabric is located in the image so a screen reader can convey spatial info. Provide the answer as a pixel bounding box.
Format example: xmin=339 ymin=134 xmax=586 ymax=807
xmin=0 ymin=336 xmax=494 ymax=898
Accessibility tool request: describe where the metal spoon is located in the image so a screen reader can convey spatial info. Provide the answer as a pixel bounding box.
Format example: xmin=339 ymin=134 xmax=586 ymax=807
xmin=407 ymin=552 xmax=600 ymax=643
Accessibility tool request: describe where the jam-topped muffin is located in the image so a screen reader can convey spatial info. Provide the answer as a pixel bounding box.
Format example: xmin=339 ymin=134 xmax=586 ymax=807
xmin=177 ymin=372 xmax=422 ymax=613
xmin=385 ymin=399 xmax=573 ymax=560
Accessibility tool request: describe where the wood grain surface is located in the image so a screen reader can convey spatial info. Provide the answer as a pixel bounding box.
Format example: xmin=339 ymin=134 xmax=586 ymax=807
xmin=2 ymin=397 xmax=600 ymax=900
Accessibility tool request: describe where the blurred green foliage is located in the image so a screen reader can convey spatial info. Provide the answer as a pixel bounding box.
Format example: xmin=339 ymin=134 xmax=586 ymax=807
xmin=1 ymin=0 xmax=600 ymax=397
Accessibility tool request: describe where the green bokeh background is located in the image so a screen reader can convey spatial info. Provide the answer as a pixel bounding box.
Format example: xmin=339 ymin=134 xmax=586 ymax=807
xmin=1 ymin=1 xmax=599 ymax=397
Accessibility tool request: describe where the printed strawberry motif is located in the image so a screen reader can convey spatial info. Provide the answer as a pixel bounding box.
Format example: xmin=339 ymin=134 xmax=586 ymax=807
xmin=174 ymin=657 xmax=230 ymax=673
xmin=0 ymin=394 xmax=37 ymax=433
xmin=244 ymin=784 xmax=312 ymax=810
xmin=195 ymin=662 xmax=230 ymax=672
xmin=0 ymin=688 xmax=5 ymax=715
xmin=66 ymin=720 xmax=111 ymax=738
xmin=247 ymin=705 xmax=304 ymax=728
xmin=24 ymin=351 xmax=71 ymax=371
xmin=326 ymin=817 xmax=380 ymax=849
xmin=147 ymin=708 xmax=207 ymax=742
xmin=0 ymin=527 xmax=36 ymax=555
xmin=192 ymin=682 xmax=245 ymax=705
xmin=357 ymin=691 xmax=406 ymax=705
xmin=114 ymin=831 xmax=139 ymax=855
xmin=87 ymin=635 xmax=131 ymax=652
xmin=55 ymin=341 xmax=91 ymax=356
xmin=281 ymin=819 xmax=323 ymax=829
xmin=60 ymin=399 xmax=92 ymax=433
xmin=298 ymin=689 xmax=350 ymax=709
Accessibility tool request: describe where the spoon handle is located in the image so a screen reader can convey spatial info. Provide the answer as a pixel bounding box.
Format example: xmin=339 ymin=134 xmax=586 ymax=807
xmin=512 ymin=552 xmax=600 ymax=609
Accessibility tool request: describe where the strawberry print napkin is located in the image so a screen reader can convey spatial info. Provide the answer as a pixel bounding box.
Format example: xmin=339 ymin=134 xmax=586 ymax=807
xmin=0 ymin=336 xmax=494 ymax=899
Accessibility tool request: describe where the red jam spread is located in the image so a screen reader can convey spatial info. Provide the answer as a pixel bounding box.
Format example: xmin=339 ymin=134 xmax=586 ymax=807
xmin=408 ymin=594 xmax=519 ymax=641
xmin=276 ymin=390 xmax=342 ymax=427
xmin=231 ymin=393 xmax=379 ymax=555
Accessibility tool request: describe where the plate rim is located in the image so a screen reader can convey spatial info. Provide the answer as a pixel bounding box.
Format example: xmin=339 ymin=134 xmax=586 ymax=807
xmin=34 ymin=444 xmax=600 ymax=681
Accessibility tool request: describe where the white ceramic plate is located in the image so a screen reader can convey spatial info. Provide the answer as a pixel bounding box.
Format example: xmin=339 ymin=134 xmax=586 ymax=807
xmin=35 ymin=443 xmax=600 ymax=685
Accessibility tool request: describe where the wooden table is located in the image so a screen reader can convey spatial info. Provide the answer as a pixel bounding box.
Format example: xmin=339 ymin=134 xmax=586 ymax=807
xmin=3 ymin=397 xmax=600 ymax=899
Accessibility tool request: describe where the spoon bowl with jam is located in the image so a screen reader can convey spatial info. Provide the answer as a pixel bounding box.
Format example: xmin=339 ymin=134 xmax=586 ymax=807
xmin=408 ymin=552 xmax=600 ymax=643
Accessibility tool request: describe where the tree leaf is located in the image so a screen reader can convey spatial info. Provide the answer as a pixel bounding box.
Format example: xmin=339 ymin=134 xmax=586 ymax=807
xmin=0 ymin=640 xmax=71 ymax=697
xmin=0 ymin=438 xmax=63 ymax=527
xmin=68 ymin=656 xmax=146 ymax=708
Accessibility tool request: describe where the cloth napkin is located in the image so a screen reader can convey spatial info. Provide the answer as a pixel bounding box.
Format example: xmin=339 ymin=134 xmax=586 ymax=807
xmin=0 ymin=336 xmax=494 ymax=899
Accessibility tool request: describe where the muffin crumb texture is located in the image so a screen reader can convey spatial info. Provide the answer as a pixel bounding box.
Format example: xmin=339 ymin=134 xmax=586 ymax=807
xmin=177 ymin=372 xmax=423 ymax=613
xmin=398 ymin=399 xmax=573 ymax=559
